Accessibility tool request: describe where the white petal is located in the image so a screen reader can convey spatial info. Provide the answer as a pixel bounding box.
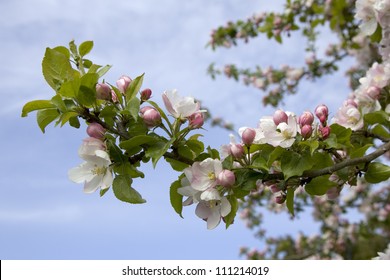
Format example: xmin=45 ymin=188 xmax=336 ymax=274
xmin=200 ymin=188 xmax=221 ymax=201
xmin=83 ymin=175 xmax=101 ymax=193
xmin=220 ymin=197 xmax=232 ymax=217
xmin=207 ymin=210 xmax=221 ymax=230
xmin=195 ymin=202 xmax=211 ymax=219
xmin=101 ymin=170 xmax=113 ymax=189
xmin=68 ymin=163 xmax=93 ymax=183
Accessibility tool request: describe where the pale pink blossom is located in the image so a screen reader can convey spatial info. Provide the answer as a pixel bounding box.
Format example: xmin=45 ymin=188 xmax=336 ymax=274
xmin=116 ymin=75 xmax=132 ymax=93
xmin=195 ymin=197 xmax=231 ymax=229
xmin=86 ymin=123 xmax=106 ymax=139
xmin=162 ymin=89 xmax=202 ymax=119
xmin=333 ymin=101 xmax=364 ymax=130
xmin=184 ymin=158 xmax=223 ymax=191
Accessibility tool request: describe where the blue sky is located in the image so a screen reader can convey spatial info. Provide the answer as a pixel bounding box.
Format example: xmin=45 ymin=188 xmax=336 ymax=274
xmin=0 ymin=0 xmax=352 ymax=259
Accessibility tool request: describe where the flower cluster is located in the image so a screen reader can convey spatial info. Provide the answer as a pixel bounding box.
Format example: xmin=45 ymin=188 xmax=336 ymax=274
xmin=178 ymin=158 xmax=234 ymax=229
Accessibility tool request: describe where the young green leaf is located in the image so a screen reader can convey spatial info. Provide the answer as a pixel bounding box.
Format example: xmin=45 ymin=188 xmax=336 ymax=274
xmin=42 ymin=47 xmax=74 ymax=90
xmin=365 ymin=162 xmax=390 ymax=183
xmin=112 ymin=175 xmax=146 ymax=204
xmin=125 ymin=73 xmax=144 ymax=102
xmin=170 ymin=178 xmax=184 ymax=217
xmin=36 ymin=108 xmax=60 ymax=133
xmin=305 ymin=175 xmax=338 ymax=196
xmin=78 ymin=41 xmax=94 ymax=57
xmin=21 ymin=100 xmax=54 ymax=117
xmin=286 ymin=187 xmax=295 ymax=217
xmin=225 ymin=195 xmax=238 ymax=229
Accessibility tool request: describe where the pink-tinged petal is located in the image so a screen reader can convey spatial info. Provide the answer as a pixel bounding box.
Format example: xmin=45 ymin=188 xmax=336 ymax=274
xmin=207 ymin=210 xmax=221 ymax=230
xmin=195 ymin=202 xmax=211 ymax=219
xmin=220 ymin=197 xmax=232 ymax=217
xmin=83 ymin=175 xmax=101 ymax=193
xmin=177 ymin=186 xmax=197 ymax=197
xmin=200 ymin=188 xmax=221 ymax=201
xmin=182 ymin=197 xmax=193 ymax=206
xmin=162 ymin=92 xmax=177 ymax=117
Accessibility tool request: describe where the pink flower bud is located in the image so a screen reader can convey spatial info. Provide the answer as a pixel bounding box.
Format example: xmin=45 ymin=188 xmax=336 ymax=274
xmin=217 ymin=170 xmax=236 ymax=188
xmin=116 ymin=75 xmax=132 ymax=93
xmin=345 ymin=99 xmax=358 ymax=107
xmin=366 ymin=86 xmax=381 ymax=100
xmin=319 ymin=125 xmax=331 ymax=139
xmin=111 ymin=90 xmax=118 ymax=103
xmin=86 ymin=122 xmax=106 ymax=139
xmin=140 ymin=88 xmax=152 ymax=101
xmin=315 ymin=104 xmax=329 ymax=124
xmin=140 ymin=106 xmax=161 ymax=128
xmin=269 ymin=184 xmax=280 ymax=193
xmin=301 ymin=124 xmax=313 ymax=139
xmin=242 ymin=128 xmax=256 ymax=146
xmin=188 ymin=112 xmax=204 ymax=129
xmin=273 ymin=109 xmax=288 ymax=125
xmin=326 ymin=186 xmax=340 ymax=200
xmin=96 ymin=83 xmax=111 ymax=100
xmin=230 ymin=144 xmax=244 ymax=159
xmin=299 ymin=111 xmax=314 ymax=126
xmin=275 ymin=194 xmax=286 ymax=204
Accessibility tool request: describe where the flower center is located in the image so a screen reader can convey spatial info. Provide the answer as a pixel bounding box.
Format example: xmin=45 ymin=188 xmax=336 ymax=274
xmin=92 ymin=164 xmax=106 ymax=175
xmin=208 ymin=200 xmax=220 ymax=209
xmin=208 ymin=172 xmax=216 ymax=181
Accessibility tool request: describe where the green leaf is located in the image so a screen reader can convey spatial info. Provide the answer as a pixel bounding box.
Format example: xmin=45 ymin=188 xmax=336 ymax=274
xmin=145 ymin=138 xmax=175 ymax=167
xmin=100 ymin=188 xmax=110 ymax=197
xmin=120 ymin=135 xmax=159 ymax=151
xmin=350 ymin=144 xmax=373 ymax=159
xmin=59 ymin=111 xmax=79 ymax=127
xmin=370 ymin=24 xmax=382 ymax=43
xmin=305 ymin=175 xmax=338 ymax=196
xmin=225 ymin=195 xmax=238 ymax=229
xmin=78 ymin=41 xmax=94 ymax=57
xmin=97 ymin=65 xmax=112 ymax=78
xmin=365 ymin=162 xmax=390 ymax=183
xmin=166 ymin=158 xmax=189 ymax=171
xmin=36 ymin=108 xmax=60 ymax=133
xmin=281 ymin=151 xmax=314 ymax=180
xmin=69 ymin=40 xmax=78 ymax=57
xmin=58 ymin=76 xmax=80 ymax=98
xmin=299 ymin=140 xmax=319 ymax=155
xmin=112 ymin=175 xmax=146 ymax=204
xmin=127 ymin=96 xmax=140 ymax=120
xmin=371 ymin=124 xmax=390 ymax=139
xmin=286 ymin=187 xmax=295 ymax=217
xmin=186 ymin=139 xmax=204 ymax=157
xmin=125 ymin=73 xmax=144 ymax=102
xmin=42 ymin=47 xmax=74 ymax=90
xmin=169 ymin=179 xmax=183 ymax=217
xmin=77 ymin=73 xmax=98 ymax=106
xmin=364 ymin=111 xmax=389 ymax=126
xmin=21 ymin=100 xmax=54 ymax=117
xmin=51 ymin=94 xmax=67 ymax=112
xmin=69 ymin=116 xmax=80 ymax=128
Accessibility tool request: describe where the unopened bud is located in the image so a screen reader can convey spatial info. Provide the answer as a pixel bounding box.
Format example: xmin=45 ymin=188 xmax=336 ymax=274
xmin=366 ymin=86 xmax=381 ymax=100
xmin=242 ymin=128 xmax=256 ymax=146
xmin=299 ymin=111 xmax=314 ymax=126
xmin=116 ymin=75 xmax=132 ymax=93
xmin=140 ymin=88 xmax=152 ymax=101
xmin=269 ymin=184 xmax=280 ymax=193
xmin=140 ymin=106 xmax=161 ymax=128
xmin=319 ymin=125 xmax=331 ymax=139
xmin=273 ymin=109 xmax=288 ymax=125
xmin=111 ymin=90 xmax=118 ymax=103
xmin=315 ymin=104 xmax=329 ymax=124
xmin=217 ymin=170 xmax=236 ymax=188
xmin=188 ymin=112 xmax=204 ymax=129
xmin=230 ymin=144 xmax=244 ymax=159
xmin=301 ymin=124 xmax=313 ymax=139
xmin=96 ymin=83 xmax=111 ymax=100
xmin=86 ymin=122 xmax=106 ymax=139
xmin=275 ymin=193 xmax=286 ymax=204
xmin=326 ymin=186 xmax=340 ymax=200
